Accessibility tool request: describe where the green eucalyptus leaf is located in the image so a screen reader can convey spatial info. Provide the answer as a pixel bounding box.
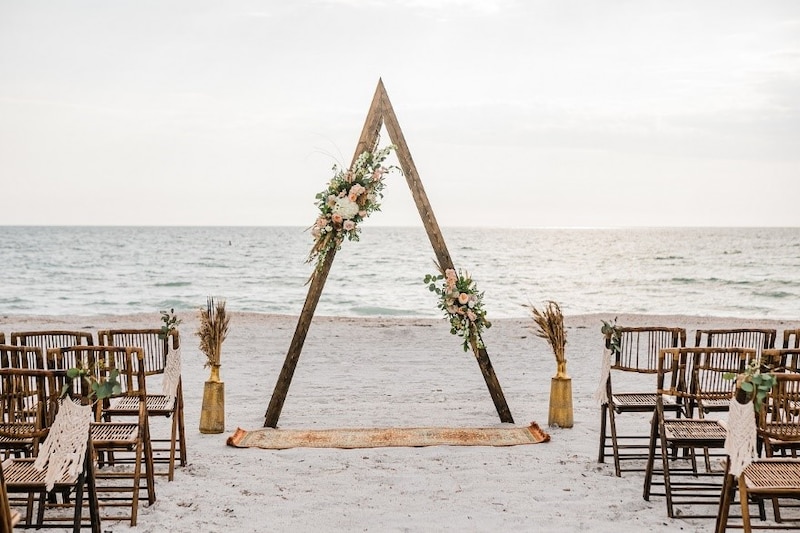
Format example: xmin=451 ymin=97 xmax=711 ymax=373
xmin=740 ymin=381 xmax=754 ymax=392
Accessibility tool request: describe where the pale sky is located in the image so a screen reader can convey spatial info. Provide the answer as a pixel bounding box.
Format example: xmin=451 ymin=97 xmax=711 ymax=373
xmin=1 ymin=1 xmax=799 ymax=227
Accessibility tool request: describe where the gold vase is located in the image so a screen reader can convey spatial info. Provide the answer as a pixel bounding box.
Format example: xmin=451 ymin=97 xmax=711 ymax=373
xmin=548 ymin=362 xmax=573 ymax=428
xmin=199 ymin=364 xmax=225 ymax=434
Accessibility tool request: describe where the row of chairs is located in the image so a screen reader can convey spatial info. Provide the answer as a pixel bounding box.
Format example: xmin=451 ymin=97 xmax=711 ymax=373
xmin=597 ymin=326 xmax=800 ymax=529
xmin=0 ymin=328 xmax=187 ymax=530
xmin=598 ymin=327 xmax=799 ymax=478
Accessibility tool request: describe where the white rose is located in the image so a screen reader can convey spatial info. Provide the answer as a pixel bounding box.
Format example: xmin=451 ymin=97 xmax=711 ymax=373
xmin=333 ymin=197 xmax=360 ymax=219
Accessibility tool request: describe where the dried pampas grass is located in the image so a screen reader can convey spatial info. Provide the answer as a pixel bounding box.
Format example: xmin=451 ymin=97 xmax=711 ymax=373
xmin=198 ymin=297 xmax=230 ymax=367
xmin=528 ymin=300 xmax=567 ymax=366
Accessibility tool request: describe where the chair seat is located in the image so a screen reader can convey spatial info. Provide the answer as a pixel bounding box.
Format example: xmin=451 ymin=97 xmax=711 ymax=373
xmin=1 ymin=457 xmax=80 ymax=488
xmin=663 ymin=419 xmax=727 ymax=441
xmin=90 ymin=422 xmax=139 ymax=444
xmin=108 ymin=395 xmax=175 ymax=414
xmin=0 ymin=423 xmax=37 ymax=441
xmin=612 ymin=393 xmax=677 ymax=410
xmin=743 ymin=459 xmax=800 ymax=490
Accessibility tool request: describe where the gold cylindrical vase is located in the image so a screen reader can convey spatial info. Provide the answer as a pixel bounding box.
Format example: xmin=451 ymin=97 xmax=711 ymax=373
xmin=548 ymin=375 xmax=574 ymax=428
xmin=199 ymin=365 xmax=225 ymax=434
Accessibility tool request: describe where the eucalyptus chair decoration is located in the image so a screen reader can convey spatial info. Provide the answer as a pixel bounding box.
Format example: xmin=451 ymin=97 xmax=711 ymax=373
xmin=527 ymin=301 xmax=572 ymax=428
xmin=198 ymin=297 xmax=230 ymax=434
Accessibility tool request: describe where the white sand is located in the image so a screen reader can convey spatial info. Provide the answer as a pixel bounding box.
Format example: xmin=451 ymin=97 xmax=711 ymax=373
xmin=2 ymin=312 xmax=795 ymax=532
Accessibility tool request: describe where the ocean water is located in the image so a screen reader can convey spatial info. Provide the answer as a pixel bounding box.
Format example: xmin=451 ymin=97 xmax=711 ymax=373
xmin=0 ymin=226 xmax=798 ymax=320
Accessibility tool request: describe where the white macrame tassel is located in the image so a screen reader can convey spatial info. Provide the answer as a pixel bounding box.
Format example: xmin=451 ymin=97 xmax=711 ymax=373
xmin=594 ymin=347 xmax=612 ymax=405
xmin=162 ymin=345 xmax=182 ymax=401
xmin=34 ymin=400 xmax=92 ymax=492
xmin=724 ymin=397 xmax=757 ymax=477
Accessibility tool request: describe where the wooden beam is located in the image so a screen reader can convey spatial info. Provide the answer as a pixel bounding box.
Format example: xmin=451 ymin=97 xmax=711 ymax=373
xmin=263 ymin=83 xmax=385 ymax=428
xmin=380 ymin=82 xmax=514 ymax=424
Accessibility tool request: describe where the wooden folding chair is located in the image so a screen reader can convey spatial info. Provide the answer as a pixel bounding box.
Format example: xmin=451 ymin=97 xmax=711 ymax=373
xmin=644 ymin=347 xmax=753 ymax=518
xmin=98 ymin=328 xmax=185 ymax=481
xmin=717 ymin=372 xmax=800 ymax=532
xmin=0 ymin=368 xmax=101 ymax=532
xmin=598 ymin=326 xmax=686 ymax=476
xmin=48 ymin=346 xmax=155 ymax=527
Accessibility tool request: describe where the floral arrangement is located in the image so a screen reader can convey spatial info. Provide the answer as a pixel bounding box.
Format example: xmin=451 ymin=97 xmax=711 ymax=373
xmin=197 ymin=297 xmax=229 ymax=368
xmin=308 ymin=145 xmax=398 ymax=269
xmin=424 ymin=265 xmax=491 ymax=352
xmin=528 ymin=300 xmax=567 ymax=377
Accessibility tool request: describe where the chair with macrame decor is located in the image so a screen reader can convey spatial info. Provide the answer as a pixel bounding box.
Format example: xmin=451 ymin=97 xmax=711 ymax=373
xmin=98 ymin=328 xmax=185 ymax=481
xmin=0 ymin=367 xmax=100 ymax=532
xmin=643 ymin=347 xmax=753 ymax=518
xmin=596 ymin=326 xmax=686 ymax=477
xmin=716 ymin=372 xmax=800 ymax=532
xmin=48 ymin=346 xmax=155 ymax=527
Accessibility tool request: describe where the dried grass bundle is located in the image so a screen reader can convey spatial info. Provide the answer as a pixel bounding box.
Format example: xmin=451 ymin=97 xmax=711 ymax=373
xmin=198 ymin=297 xmax=229 ymax=367
xmin=528 ymin=300 xmax=567 ymax=366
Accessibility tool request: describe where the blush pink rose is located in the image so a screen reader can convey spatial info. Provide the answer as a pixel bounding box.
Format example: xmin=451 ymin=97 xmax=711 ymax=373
xmin=343 ymin=220 xmax=355 ymax=231
xmin=458 ymin=293 xmax=470 ymax=305
xmin=331 ymin=213 xmax=343 ymax=225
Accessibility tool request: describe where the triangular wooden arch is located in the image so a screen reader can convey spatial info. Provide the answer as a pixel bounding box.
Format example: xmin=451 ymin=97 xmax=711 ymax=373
xmin=264 ymin=79 xmax=514 ymax=428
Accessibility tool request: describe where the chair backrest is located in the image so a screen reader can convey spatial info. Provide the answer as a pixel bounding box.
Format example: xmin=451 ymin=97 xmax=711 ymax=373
xmin=758 ymin=372 xmax=800 ymax=445
xmin=763 ymin=348 xmax=800 ymax=372
xmin=0 ymin=368 xmax=56 ymax=444
xmin=98 ymin=328 xmax=179 ymax=377
xmin=0 ymin=344 xmax=45 ymax=369
xmin=658 ymin=347 xmax=753 ymax=404
xmin=47 ymin=346 xmax=146 ymax=412
xmin=784 ymin=329 xmax=800 ymax=349
xmin=0 ymin=333 xmax=4 ymax=344
xmin=609 ymin=327 xmax=686 ymax=373
xmin=694 ymin=328 xmax=776 ymax=356
xmin=10 ymin=331 xmax=94 ymax=369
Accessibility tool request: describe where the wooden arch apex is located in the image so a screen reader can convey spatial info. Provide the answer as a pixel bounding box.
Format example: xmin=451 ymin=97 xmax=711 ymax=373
xmin=263 ymin=79 xmax=514 ymax=428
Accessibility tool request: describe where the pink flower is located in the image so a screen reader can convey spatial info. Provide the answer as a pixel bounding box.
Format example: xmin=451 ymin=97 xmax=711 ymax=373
xmin=331 ymin=213 xmax=343 ymax=226
xmin=458 ymin=293 xmax=470 ymax=305
xmin=311 ymin=226 xmax=321 ymax=238
xmin=343 ymin=220 xmax=355 ymax=231
xmin=467 ymin=310 xmax=477 ymax=322
xmin=358 ymin=210 xmax=367 ymax=218
xmin=372 ymin=169 xmax=384 ymax=181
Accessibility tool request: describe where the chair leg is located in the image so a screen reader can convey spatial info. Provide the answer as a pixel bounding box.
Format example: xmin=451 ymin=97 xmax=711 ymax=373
xmin=608 ymin=405 xmax=623 ymax=477
xmin=715 ymin=466 xmax=733 ymax=533
xmin=177 ymin=389 xmax=187 ymax=467
xmin=598 ymin=404 xmax=608 ymax=464
xmin=738 ymin=474 xmax=752 ymax=533
xmin=169 ymin=408 xmax=179 ymax=481
xmin=72 ymin=473 xmax=85 ymax=533
xmin=85 ymin=449 xmax=101 ymax=533
xmin=658 ymin=424 xmax=676 ymax=517
xmin=643 ymin=411 xmax=659 ymax=501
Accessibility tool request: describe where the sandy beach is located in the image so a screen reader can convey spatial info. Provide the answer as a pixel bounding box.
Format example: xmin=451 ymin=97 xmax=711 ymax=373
xmin=2 ymin=312 xmax=796 ymax=532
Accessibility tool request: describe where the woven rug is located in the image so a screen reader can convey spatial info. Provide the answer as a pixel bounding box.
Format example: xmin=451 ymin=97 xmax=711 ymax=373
xmin=226 ymin=422 xmax=550 ymax=450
